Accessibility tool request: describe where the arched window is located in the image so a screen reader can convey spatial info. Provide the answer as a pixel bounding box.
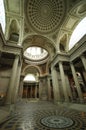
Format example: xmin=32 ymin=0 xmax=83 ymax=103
xmin=69 ymin=17 xmax=86 ymax=50
xmin=24 ymin=74 xmax=36 ymax=82
xmin=0 ymin=0 xmax=5 ymax=33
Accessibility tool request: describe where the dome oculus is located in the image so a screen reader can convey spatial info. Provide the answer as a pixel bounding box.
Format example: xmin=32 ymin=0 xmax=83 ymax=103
xmin=24 ymin=47 xmax=48 ymax=61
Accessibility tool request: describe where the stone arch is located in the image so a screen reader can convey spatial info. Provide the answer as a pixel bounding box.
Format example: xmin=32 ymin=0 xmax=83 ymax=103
xmin=56 ymin=0 xmax=86 ymax=51
xmin=70 ymin=0 xmax=86 ymax=16
xmin=68 ymin=1 xmax=86 ymax=49
xmin=22 ymin=34 xmax=56 ymax=60
xmin=22 ymin=65 xmax=41 ymax=76
xmin=22 ymin=34 xmax=56 ymax=49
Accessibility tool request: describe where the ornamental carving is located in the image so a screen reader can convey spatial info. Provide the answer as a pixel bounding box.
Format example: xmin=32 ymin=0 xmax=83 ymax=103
xmin=25 ymin=0 xmax=66 ymax=34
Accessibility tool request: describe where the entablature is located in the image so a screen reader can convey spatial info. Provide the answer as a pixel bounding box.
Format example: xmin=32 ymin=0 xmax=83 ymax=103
xmin=51 ymin=35 xmax=86 ymax=67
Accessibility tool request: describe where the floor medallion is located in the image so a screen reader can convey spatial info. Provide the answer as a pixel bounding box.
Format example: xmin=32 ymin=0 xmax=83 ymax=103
xmin=41 ymin=116 xmax=74 ymax=128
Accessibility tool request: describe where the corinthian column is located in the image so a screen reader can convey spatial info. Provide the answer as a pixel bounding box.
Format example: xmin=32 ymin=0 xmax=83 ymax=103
xmin=12 ymin=61 xmax=22 ymax=103
xmin=59 ymin=62 xmax=69 ymax=102
xmin=47 ymin=76 xmax=51 ymax=101
xmin=70 ymin=62 xmax=83 ymax=102
xmin=6 ymin=55 xmax=19 ymax=104
xmin=80 ymin=55 xmax=86 ymax=71
xmin=18 ymin=75 xmax=24 ymax=99
xmin=51 ymin=66 xmax=61 ymax=102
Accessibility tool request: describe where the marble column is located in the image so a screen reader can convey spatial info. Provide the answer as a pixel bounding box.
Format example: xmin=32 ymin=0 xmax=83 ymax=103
xmin=80 ymin=55 xmax=86 ymax=71
xmin=51 ymin=66 xmax=61 ymax=102
xmin=39 ymin=76 xmax=48 ymax=100
xmin=47 ymin=76 xmax=51 ymax=101
xmin=37 ymin=84 xmax=39 ymax=98
xmin=12 ymin=61 xmax=22 ymax=103
xmin=59 ymin=62 xmax=69 ymax=102
xmin=26 ymin=84 xmax=28 ymax=98
xmin=18 ymin=75 xmax=24 ymax=99
xmin=39 ymin=78 xmax=42 ymax=99
xmin=35 ymin=84 xmax=37 ymax=98
xmin=65 ymin=75 xmax=73 ymax=101
xmin=83 ymin=71 xmax=86 ymax=84
xmin=30 ymin=86 xmax=32 ymax=98
xmin=70 ymin=62 xmax=83 ymax=102
xmin=6 ymin=55 xmax=19 ymax=104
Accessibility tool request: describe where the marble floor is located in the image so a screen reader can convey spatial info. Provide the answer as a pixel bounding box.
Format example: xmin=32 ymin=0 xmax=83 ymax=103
xmin=0 ymin=100 xmax=86 ymax=130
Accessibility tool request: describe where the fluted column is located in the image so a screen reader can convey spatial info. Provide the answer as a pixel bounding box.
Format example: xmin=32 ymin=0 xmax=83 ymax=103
xmin=65 ymin=75 xmax=73 ymax=101
xmin=12 ymin=61 xmax=22 ymax=103
xmin=70 ymin=62 xmax=83 ymax=102
xmin=80 ymin=55 xmax=86 ymax=71
xmin=18 ymin=75 xmax=24 ymax=99
xmin=39 ymin=76 xmax=48 ymax=100
xmin=39 ymin=78 xmax=42 ymax=99
xmin=47 ymin=76 xmax=51 ymax=100
xmin=51 ymin=66 xmax=61 ymax=102
xmin=6 ymin=55 xmax=19 ymax=104
xmin=59 ymin=62 xmax=69 ymax=102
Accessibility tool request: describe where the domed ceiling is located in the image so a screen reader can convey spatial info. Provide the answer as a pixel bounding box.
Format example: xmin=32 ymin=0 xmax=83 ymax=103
xmin=25 ymin=0 xmax=66 ymax=34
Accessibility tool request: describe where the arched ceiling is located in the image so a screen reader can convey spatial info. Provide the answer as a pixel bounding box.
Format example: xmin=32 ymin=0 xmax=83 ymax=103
xmin=22 ymin=34 xmax=56 ymax=59
xmin=23 ymin=65 xmax=40 ymax=76
xmin=4 ymin=0 xmax=86 ymax=51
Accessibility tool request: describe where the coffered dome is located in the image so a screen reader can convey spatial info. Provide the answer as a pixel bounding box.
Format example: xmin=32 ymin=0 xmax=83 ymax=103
xmin=25 ymin=0 xmax=66 ymax=34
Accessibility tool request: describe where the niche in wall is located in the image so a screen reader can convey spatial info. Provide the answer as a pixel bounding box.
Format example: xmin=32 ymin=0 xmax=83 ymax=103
xmin=9 ymin=20 xmax=19 ymax=42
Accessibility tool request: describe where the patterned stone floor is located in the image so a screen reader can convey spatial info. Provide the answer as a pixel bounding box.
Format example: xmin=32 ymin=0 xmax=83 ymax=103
xmin=0 ymin=100 xmax=86 ymax=130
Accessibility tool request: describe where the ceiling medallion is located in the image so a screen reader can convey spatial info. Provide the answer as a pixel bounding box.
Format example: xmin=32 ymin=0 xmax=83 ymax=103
xmin=26 ymin=0 xmax=66 ymax=34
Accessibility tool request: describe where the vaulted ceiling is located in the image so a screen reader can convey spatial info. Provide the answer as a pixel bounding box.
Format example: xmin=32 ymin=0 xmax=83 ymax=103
xmin=4 ymin=0 xmax=86 ymax=52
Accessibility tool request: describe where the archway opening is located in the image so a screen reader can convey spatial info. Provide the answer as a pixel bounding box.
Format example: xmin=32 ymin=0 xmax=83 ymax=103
xmin=24 ymin=74 xmax=36 ymax=82
xmin=22 ymin=66 xmax=40 ymax=99
xmin=0 ymin=0 xmax=5 ymax=33
xmin=69 ymin=17 xmax=86 ymax=50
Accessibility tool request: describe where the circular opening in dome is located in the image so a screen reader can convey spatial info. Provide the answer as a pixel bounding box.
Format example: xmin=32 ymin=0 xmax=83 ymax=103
xmin=24 ymin=46 xmax=48 ymax=61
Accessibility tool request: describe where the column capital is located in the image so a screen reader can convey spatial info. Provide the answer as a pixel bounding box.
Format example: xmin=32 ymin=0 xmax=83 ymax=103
xmin=51 ymin=65 xmax=55 ymax=71
xmin=58 ymin=61 xmax=63 ymax=68
xmin=80 ymin=54 xmax=86 ymax=71
xmin=58 ymin=61 xmax=62 ymax=64
xmin=15 ymin=54 xmax=20 ymax=57
xmin=70 ymin=61 xmax=73 ymax=65
xmin=47 ymin=74 xmax=51 ymax=79
xmin=80 ymin=54 xmax=85 ymax=58
xmin=20 ymin=75 xmax=24 ymax=81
